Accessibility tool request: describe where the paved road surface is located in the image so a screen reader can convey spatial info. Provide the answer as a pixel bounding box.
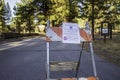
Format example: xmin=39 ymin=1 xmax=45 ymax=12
xmin=0 ymin=37 xmax=120 ymax=80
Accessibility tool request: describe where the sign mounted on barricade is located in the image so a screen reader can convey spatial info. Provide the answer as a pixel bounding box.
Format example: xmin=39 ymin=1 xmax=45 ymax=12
xmin=46 ymin=22 xmax=92 ymax=42
xmin=62 ymin=22 xmax=81 ymax=44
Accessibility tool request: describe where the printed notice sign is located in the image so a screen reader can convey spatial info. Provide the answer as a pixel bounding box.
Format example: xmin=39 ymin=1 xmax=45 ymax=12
xmin=62 ymin=22 xmax=80 ymax=44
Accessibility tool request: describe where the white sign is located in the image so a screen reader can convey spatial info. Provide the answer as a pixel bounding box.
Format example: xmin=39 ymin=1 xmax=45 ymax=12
xmin=62 ymin=22 xmax=80 ymax=44
xmin=102 ymin=28 xmax=108 ymax=34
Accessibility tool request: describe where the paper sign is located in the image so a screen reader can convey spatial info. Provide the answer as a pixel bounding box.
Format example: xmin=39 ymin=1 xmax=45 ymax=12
xmin=62 ymin=22 xmax=80 ymax=44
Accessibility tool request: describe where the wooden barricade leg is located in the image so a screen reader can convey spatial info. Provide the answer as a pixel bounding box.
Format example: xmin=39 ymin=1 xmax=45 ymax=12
xmin=46 ymin=42 xmax=50 ymax=80
xmin=75 ymin=42 xmax=84 ymax=78
xmin=89 ymin=42 xmax=97 ymax=77
xmin=46 ymin=20 xmax=50 ymax=80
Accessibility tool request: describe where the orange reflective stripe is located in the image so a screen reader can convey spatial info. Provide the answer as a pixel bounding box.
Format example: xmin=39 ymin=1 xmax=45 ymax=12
xmin=87 ymin=77 xmax=97 ymax=80
xmin=51 ymin=27 xmax=62 ymax=38
xmin=61 ymin=78 xmax=75 ymax=80
xmin=46 ymin=36 xmax=52 ymax=42
xmin=80 ymin=29 xmax=92 ymax=41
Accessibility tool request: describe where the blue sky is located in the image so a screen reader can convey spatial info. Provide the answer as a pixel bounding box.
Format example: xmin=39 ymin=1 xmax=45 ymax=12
xmin=4 ymin=0 xmax=21 ymax=16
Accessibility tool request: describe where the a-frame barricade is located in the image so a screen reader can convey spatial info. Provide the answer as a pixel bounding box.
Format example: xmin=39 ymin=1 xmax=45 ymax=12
xmin=46 ymin=20 xmax=98 ymax=80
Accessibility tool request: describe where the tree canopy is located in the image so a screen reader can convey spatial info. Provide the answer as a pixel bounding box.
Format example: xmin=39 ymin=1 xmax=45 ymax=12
xmin=0 ymin=0 xmax=120 ymax=34
xmin=0 ymin=0 xmax=12 ymax=34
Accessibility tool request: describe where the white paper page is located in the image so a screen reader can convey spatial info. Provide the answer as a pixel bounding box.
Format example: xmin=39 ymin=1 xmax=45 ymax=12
xmin=62 ymin=22 xmax=80 ymax=44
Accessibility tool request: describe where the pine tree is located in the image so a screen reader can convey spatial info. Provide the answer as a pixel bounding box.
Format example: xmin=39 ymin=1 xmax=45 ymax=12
xmin=13 ymin=0 xmax=35 ymax=33
xmin=0 ymin=0 xmax=5 ymax=33
xmin=4 ymin=2 xmax=12 ymax=25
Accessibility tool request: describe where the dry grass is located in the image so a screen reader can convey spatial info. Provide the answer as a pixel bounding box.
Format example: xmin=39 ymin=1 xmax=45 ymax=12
xmin=93 ymin=33 xmax=120 ymax=67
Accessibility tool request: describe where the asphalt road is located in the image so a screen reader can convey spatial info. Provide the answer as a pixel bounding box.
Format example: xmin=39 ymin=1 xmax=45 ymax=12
xmin=0 ymin=37 xmax=120 ymax=80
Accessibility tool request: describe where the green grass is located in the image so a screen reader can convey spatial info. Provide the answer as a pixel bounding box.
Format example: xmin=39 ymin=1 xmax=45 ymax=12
xmin=93 ymin=33 xmax=120 ymax=67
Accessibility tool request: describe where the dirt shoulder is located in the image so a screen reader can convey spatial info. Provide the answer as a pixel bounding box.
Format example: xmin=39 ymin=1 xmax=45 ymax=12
xmin=93 ymin=34 xmax=120 ymax=67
